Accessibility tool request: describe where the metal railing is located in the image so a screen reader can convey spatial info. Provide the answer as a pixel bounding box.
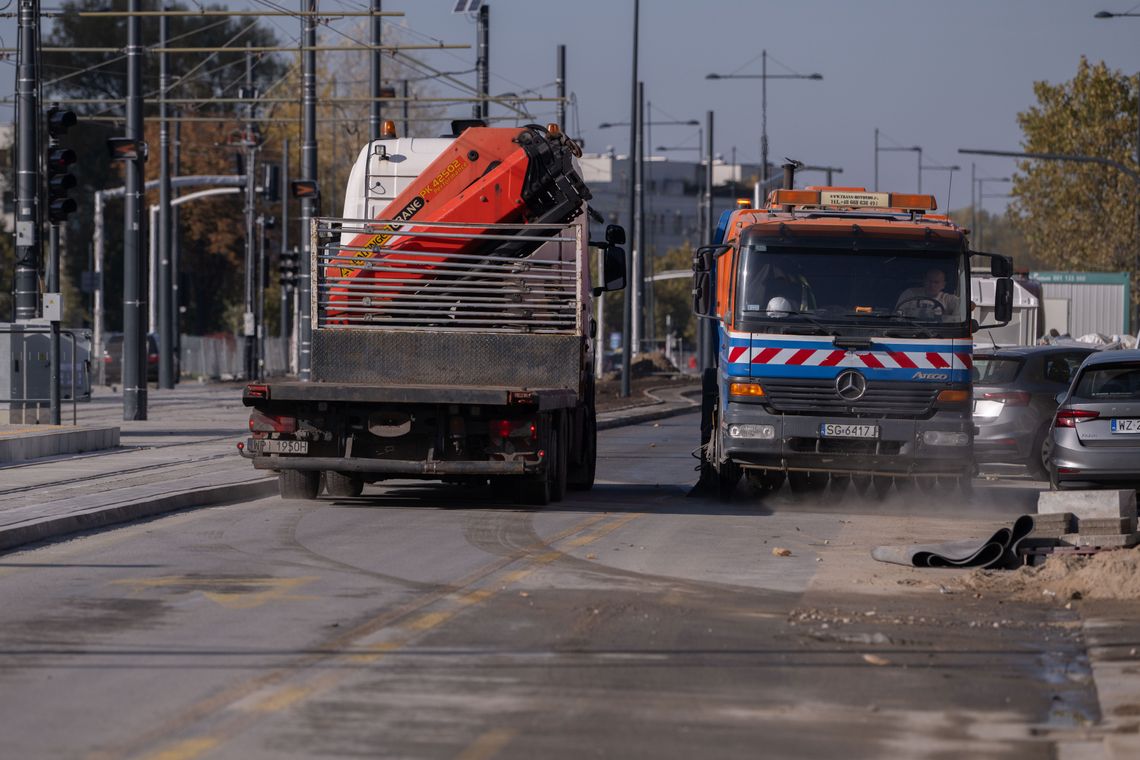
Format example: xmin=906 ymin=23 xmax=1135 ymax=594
xmin=1 ymin=325 xmax=90 ymax=425
xmin=312 ymin=217 xmax=584 ymax=334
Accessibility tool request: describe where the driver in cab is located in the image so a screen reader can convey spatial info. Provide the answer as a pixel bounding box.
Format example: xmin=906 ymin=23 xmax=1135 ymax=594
xmin=895 ymin=268 xmax=959 ymax=318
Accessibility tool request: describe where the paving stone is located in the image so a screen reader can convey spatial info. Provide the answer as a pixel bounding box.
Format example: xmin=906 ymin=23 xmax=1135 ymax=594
xmin=1037 ymin=490 xmax=1137 ymax=520
xmin=1077 ymin=516 xmax=1137 ymax=535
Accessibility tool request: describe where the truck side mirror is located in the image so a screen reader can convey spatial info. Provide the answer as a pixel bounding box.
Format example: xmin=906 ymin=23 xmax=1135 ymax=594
xmin=994 ymin=277 xmax=1014 ymax=324
xmin=693 ymin=271 xmax=713 ymax=317
xmin=605 ymin=224 xmax=626 ymax=246
xmin=592 ymin=247 xmax=626 ymax=296
xmin=990 ymin=255 xmax=1013 ymax=278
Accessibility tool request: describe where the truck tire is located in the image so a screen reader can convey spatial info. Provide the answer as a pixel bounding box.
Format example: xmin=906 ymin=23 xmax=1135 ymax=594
xmin=325 ymin=471 xmax=364 ymax=498
xmin=568 ymin=404 xmax=596 ymax=491
xmin=279 ymin=469 xmax=320 ymax=500
xmin=519 ymin=474 xmax=551 ymax=506
xmin=550 ymin=415 xmax=568 ymax=503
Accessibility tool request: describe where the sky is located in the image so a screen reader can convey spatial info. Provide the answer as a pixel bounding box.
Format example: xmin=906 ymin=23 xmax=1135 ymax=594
xmin=3 ymin=0 xmax=1138 ymax=215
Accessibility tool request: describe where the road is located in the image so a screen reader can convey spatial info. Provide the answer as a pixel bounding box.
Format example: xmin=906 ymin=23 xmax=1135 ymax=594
xmin=0 ymin=412 xmax=1103 ymax=759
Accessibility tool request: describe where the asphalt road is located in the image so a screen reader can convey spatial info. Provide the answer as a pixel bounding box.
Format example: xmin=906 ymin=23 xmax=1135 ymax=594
xmin=0 ymin=413 xmax=1102 ymax=759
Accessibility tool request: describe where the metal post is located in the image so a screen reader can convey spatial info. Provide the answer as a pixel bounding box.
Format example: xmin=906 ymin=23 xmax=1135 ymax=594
xmin=172 ymin=115 xmax=182 ymax=362
xmin=369 ymin=0 xmax=382 ymax=142
xmin=917 ymin=146 xmax=923 ymax=193
xmin=595 ymin=248 xmax=605 ymax=380
xmin=243 ymin=45 xmax=257 ymax=381
xmin=761 ymin=49 xmax=768 ymax=186
xmin=158 ymin=9 xmax=174 ymax=389
xmin=873 ymin=127 xmax=878 ymax=192
xmin=48 ymin=225 xmax=60 ymax=424
xmin=256 ymin=214 xmax=266 ymax=379
xmin=401 ymin=78 xmax=410 ymax=136
xmin=280 ymin=138 xmax=292 ymax=346
xmin=633 ymin=81 xmax=644 ymax=356
xmin=556 ymin=45 xmax=566 ymax=130
xmin=299 ymin=0 xmax=317 ymax=380
xmin=475 ymin=3 xmax=489 ymax=121
xmin=93 ymin=190 xmax=104 ymax=385
xmin=699 ymin=109 xmax=714 ymax=372
xmin=621 ymin=0 xmax=638 ymax=398
xmin=13 ymin=0 xmax=39 ymax=326
xmin=970 ymin=162 xmax=976 ymax=242
xmin=123 ymin=0 xmax=146 ymax=420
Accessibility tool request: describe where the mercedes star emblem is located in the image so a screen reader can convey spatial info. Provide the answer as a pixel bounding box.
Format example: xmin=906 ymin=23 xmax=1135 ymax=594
xmin=835 ymin=370 xmax=867 ymax=401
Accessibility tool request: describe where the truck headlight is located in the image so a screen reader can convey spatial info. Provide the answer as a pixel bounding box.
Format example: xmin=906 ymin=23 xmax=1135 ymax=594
xmin=922 ymin=431 xmax=969 ymax=446
xmin=728 ymin=424 xmax=776 ymax=440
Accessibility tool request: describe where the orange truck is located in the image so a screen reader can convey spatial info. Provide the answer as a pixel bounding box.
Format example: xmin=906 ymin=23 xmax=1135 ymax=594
xmin=240 ymin=123 xmax=626 ymax=504
xmin=692 ymin=165 xmax=1014 ymax=500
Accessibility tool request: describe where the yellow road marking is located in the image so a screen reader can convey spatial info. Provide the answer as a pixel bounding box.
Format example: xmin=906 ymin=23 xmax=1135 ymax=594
xmin=456 ymin=728 xmax=518 ymax=760
xmin=143 ymin=738 xmax=219 ymax=760
xmin=112 ymin=576 xmax=318 ymax=610
xmin=406 ymin=610 xmax=454 ymax=631
xmin=347 ymin=640 xmax=402 ymax=665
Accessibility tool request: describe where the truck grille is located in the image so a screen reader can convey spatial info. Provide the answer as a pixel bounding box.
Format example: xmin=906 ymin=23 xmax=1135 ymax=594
xmin=760 ymin=378 xmax=938 ymax=418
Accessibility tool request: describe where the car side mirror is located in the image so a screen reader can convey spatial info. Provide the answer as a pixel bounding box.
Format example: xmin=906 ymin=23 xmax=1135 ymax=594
xmin=592 ymin=247 xmax=626 ymax=296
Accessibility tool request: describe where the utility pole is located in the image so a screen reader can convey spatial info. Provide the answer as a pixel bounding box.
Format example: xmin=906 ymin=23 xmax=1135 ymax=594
xmin=635 ymin=81 xmax=645 ymax=354
xmin=369 ymin=0 xmax=382 ymax=141
xmin=13 ymin=0 xmax=40 ymax=328
xmin=873 ymin=127 xmax=878 ymax=191
xmin=699 ymin=109 xmax=714 ymax=372
xmin=299 ymin=0 xmax=317 ymax=380
xmin=280 ymin=138 xmax=292 ymax=352
xmin=173 ymin=116 xmax=182 ymax=358
xmin=243 ymin=45 xmax=258 ymax=381
xmin=622 ymin=0 xmax=638 ymax=398
xmin=475 ymin=3 xmax=489 ymax=121
xmin=123 ymin=0 xmax=146 ymax=420
xmin=158 ymin=7 xmax=174 ymax=389
xmin=556 ymin=44 xmax=566 ymax=130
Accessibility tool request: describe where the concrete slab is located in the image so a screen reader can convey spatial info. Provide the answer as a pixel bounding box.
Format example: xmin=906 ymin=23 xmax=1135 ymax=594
xmin=1059 ymin=532 xmax=1139 ymax=548
xmin=1038 ymin=490 xmax=1137 ymax=520
xmin=0 ymin=425 xmax=120 ymax=463
xmin=1078 ymin=517 xmax=1138 ymax=535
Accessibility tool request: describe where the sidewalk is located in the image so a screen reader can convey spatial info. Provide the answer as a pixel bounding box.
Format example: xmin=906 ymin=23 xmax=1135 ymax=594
xmin=0 ymin=380 xmax=700 ymax=553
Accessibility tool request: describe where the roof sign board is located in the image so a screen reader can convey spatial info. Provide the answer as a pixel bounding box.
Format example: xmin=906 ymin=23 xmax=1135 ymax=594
xmin=819 ymin=191 xmax=890 ymax=207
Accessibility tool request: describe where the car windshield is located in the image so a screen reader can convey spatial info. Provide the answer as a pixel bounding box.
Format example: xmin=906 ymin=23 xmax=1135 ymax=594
xmin=735 ymin=245 xmax=968 ymax=329
xmin=972 ymin=357 xmax=1022 ymax=385
xmin=1072 ymin=364 xmax=1140 ymax=400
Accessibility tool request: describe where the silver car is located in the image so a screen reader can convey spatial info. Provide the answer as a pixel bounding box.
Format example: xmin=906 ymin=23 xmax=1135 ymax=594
xmin=1049 ymin=349 xmax=1140 ymax=490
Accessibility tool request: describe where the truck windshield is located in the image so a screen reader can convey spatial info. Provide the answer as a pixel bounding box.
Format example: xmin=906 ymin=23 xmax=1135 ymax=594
xmin=736 ymin=245 xmax=968 ymax=331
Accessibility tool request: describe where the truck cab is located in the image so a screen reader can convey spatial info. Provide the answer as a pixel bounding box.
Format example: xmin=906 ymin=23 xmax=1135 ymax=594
xmin=694 ymin=185 xmax=1013 ymax=499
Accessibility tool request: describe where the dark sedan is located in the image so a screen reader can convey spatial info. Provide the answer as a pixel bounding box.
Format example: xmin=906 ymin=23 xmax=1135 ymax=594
xmin=972 ymin=344 xmax=1097 ymax=477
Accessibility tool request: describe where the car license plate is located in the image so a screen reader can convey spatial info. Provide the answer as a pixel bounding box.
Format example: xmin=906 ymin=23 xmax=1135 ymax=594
xmin=247 ymin=438 xmax=309 ymax=454
xmin=1110 ymin=419 xmax=1140 ymax=434
xmin=820 ymin=423 xmax=879 ymax=439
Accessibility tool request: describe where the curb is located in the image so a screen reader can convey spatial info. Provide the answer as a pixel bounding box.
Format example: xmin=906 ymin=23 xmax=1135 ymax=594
xmin=0 ymin=477 xmax=277 ymax=553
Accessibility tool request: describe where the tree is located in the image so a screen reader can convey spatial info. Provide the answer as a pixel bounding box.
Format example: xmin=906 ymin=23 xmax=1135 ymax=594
xmin=947 ymin=207 xmax=1035 ymax=270
xmin=1009 ymin=58 xmax=1139 ymax=296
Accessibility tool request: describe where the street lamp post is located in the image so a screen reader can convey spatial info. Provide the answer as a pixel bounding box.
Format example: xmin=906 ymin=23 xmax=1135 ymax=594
xmin=920 ymin=163 xmax=960 ymax=204
xmin=876 ymin=140 xmax=922 ymax=192
xmin=707 ymin=51 xmax=822 ymax=186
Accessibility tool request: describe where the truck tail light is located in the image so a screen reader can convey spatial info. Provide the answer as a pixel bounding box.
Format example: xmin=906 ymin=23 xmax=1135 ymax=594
xmin=489 ymin=419 xmax=538 ymax=441
xmin=982 ymin=391 xmax=1030 ymax=406
xmin=1055 ymin=408 xmax=1098 ymax=427
xmin=249 ymin=409 xmax=297 ymax=433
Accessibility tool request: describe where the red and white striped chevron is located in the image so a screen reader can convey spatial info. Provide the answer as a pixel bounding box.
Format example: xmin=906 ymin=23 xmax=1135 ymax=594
xmin=725 ymin=345 xmax=973 ymax=370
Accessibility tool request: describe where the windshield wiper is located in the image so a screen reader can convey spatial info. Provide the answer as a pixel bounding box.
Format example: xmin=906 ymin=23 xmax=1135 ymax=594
xmin=766 ymin=310 xmax=835 ymax=336
xmin=841 ymin=312 xmax=934 ymax=339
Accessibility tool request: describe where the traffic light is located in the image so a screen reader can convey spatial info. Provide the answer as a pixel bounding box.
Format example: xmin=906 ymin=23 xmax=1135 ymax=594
xmin=279 ymin=247 xmax=299 ymax=288
xmin=46 ymin=105 xmax=78 ymax=224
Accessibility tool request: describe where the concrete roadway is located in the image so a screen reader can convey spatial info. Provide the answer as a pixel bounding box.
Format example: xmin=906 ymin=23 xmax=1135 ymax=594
xmin=0 ymin=412 xmax=1106 ymax=759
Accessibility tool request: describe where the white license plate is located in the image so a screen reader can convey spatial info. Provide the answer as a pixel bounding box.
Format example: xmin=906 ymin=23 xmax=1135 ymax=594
xmin=248 ymin=438 xmax=309 ymax=454
xmin=820 ymin=423 xmax=879 ymax=439
xmin=1110 ymin=419 xmax=1140 ymax=434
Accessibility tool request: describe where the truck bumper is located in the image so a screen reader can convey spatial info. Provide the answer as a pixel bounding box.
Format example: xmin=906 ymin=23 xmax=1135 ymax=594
xmin=721 ymin=404 xmax=973 ymax=477
xmin=250 ymin=456 xmax=528 ymax=476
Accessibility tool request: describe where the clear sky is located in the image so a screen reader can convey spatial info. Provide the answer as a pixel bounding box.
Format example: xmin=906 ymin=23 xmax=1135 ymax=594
xmin=4 ymin=0 xmax=1138 ymax=214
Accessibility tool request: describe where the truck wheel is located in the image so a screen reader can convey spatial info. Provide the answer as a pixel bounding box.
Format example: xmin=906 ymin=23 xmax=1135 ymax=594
xmin=568 ymin=405 xmax=596 ymax=491
xmin=550 ymin=418 xmax=568 ymax=503
xmin=279 ymin=469 xmax=320 ymax=500
xmin=325 ymin=471 xmax=364 ymax=498
xmin=746 ymin=469 xmax=784 ymax=496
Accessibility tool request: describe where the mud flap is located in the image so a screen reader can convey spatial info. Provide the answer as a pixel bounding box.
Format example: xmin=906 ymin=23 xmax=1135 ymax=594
xmin=688 ymin=367 xmax=721 ymax=497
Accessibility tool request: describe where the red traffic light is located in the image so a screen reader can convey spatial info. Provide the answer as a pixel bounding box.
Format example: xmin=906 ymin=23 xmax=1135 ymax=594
xmin=47 ymin=146 xmax=76 ymax=171
xmin=47 ymin=106 xmax=77 ymax=138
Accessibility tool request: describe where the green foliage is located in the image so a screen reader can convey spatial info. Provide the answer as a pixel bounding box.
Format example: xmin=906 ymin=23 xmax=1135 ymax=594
xmin=947 ymin=206 xmax=1037 ymax=270
xmin=1009 ymin=58 xmax=1139 ymax=293
xmin=649 ymin=244 xmax=697 ymax=345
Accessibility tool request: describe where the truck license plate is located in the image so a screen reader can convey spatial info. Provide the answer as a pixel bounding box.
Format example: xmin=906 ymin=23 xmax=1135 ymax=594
xmin=820 ymin=423 xmax=879 ymax=439
xmin=247 ymin=438 xmax=309 ymax=454
xmin=1110 ymin=419 xmax=1140 ymax=434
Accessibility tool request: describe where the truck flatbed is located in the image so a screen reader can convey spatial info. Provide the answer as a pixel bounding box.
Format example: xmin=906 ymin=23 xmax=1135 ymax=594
xmin=244 ymin=381 xmax=577 ymax=410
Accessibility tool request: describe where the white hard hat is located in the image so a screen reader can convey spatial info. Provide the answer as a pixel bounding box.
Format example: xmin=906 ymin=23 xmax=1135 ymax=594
xmin=766 ymin=296 xmax=795 ymax=316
